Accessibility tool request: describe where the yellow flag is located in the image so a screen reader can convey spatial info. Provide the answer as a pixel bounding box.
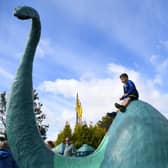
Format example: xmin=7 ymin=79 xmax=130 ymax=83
xmin=75 ymin=93 xmax=83 ymax=120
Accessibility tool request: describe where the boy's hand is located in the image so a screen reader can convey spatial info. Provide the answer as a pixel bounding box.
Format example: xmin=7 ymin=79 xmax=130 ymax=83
xmin=119 ymin=97 xmax=123 ymax=100
xmin=120 ymin=93 xmax=128 ymax=100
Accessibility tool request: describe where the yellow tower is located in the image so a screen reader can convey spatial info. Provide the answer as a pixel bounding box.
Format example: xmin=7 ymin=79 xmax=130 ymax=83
xmin=75 ymin=93 xmax=83 ymax=125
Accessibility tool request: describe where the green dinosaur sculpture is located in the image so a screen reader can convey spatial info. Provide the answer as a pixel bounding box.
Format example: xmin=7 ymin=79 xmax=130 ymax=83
xmin=6 ymin=6 xmax=54 ymax=168
xmin=6 ymin=6 xmax=168 ymax=168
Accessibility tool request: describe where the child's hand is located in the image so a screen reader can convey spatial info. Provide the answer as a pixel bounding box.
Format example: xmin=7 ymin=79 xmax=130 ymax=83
xmin=120 ymin=93 xmax=128 ymax=100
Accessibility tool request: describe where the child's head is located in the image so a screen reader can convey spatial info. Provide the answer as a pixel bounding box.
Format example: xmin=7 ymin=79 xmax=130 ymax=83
xmin=65 ymin=137 xmax=71 ymax=145
xmin=46 ymin=140 xmax=55 ymax=149
xmin=0 ymin=140 xmax=9 ymax=149
xmin=120 ymin=73 xmax=128 ymax=83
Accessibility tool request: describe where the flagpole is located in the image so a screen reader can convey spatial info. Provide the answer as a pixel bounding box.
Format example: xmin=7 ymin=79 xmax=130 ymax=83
xmin=75 ymin=92 xmax=82 ymax=125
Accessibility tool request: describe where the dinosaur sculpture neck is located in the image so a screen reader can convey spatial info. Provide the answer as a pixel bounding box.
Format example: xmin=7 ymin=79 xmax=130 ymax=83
xmin=18 ymin=17 xmax=40 ymax=73
xmin=6 ymin=6 xmax=53 ymax=168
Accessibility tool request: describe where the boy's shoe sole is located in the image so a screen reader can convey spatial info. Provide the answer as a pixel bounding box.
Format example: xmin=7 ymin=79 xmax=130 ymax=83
xmin=107 ymin=112 xmax=117 ymax=118
xmin=114 ymin=103 xmax=126 ymax=112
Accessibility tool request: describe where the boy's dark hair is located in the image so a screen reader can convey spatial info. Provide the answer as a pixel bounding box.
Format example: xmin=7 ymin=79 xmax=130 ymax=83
xmin=120 ymin=73 xmax=128 ymax=78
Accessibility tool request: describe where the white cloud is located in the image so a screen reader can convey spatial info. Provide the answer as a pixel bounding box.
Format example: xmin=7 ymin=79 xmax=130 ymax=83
xmin=0 ymin=67 xmax=14 ymax=90
xmin=35 ymin=37 xmax=105 ymax=77
xmin=38 ymin=92 xmax=76 ymax=140
xmin=36 ymin=38 xmax=55 ymax=58
xmin=38 ymin=63 xmax=168 ymax=140
xmin=107 ymin=63 xmax=140 ymax=80
xmin=51 ymin=0 xmax=165 ymax=57
xmin=149 ymin=54 xmax=168 ymax=86
xmin=39 ymin=79 xmax=78 ymax=97
xmin=0 ymin=67 xmax=13 ymax=80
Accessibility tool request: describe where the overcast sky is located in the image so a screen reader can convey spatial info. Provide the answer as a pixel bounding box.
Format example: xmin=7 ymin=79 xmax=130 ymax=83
xmin=1 ymin=0 xmax=168 ymax=140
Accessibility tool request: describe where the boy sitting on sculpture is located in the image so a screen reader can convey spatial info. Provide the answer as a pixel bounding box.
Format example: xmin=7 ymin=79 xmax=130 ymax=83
xmin=108 ymin=73 xmax=139 ymax=116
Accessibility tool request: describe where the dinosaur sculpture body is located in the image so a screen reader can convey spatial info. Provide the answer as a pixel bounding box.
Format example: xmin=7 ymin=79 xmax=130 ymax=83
xmin=6 ymin=6 xmax=168 ymax=168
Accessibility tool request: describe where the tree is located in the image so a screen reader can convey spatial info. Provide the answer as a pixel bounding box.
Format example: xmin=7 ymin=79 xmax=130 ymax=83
xmin=0 ymin=92 xmax=7 ymax=140
xmin=54 ymin=112 xmax=116 ymax=149
xmin=55 ymin=122 xmax=106 ymax=149
xmin=90 ymin=125 xmax=106 ymax=148
xmin=97 ymin=113 xmax=117 ymax=131
xmin=0 ymin=92 xmax=6 ymax=127
xmin=33 ymin=89 xmax=49 ymax=140
xmin=72 ymin=124 xmax=85 ymax=148
xmin=55 ymin=121 xmax=72 ymax=145
xmin=72 ymin=123 xmax=96 ymax=148
xmin=0 ymin=90 xmax=49 ymax=140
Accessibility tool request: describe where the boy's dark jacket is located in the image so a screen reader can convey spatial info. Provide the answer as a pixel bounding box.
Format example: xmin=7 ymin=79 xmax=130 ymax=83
xmin=120 ymin=80 xmax=139 ymax=100
xmin=0 ymin=149 xmax=18 ymax=168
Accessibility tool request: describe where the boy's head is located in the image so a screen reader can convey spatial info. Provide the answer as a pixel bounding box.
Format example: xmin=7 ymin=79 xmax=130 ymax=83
xmin=120 ymin=73 xmax=128 ymax=83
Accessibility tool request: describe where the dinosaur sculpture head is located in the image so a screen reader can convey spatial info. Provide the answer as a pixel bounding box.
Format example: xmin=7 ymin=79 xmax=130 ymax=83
xmin=14 ymin=6 xmax=39 ymax=20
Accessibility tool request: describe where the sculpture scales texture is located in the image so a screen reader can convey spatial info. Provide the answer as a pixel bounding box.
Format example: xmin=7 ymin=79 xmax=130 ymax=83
xmin=6 ymin=6 xmax=168 ymax=168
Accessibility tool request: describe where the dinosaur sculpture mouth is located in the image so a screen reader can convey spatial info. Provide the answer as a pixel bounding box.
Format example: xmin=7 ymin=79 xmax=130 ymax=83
xmin=14 ymin=14 xmax=30 ymax=20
